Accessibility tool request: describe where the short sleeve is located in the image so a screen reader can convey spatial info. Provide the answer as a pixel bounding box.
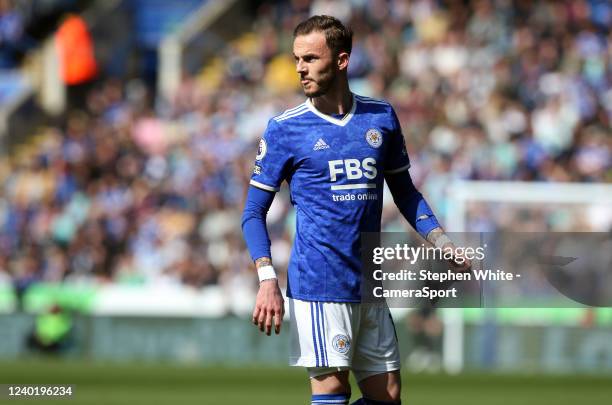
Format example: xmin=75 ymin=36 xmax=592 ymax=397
xmin=384 ymin=107 xmax=411 ymax=175
xmin=249 ymin=119 xmax=293 ymax=192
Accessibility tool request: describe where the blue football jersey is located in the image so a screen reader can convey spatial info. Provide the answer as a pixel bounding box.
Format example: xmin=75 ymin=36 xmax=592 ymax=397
xmin=250 ymin=94 xmax=411 ymax=302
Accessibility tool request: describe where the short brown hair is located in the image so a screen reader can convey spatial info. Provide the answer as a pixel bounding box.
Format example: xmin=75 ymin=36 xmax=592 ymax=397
xmin=293 ymin=15 xmax=353 ymax=56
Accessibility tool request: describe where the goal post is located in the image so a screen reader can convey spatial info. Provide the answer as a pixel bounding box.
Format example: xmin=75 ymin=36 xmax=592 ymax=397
xmin=440 ymin=181 xmax=612 ymax=374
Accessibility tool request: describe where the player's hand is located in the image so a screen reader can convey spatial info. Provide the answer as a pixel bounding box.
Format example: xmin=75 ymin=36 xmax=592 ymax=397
xmin=252 ymin=279 xmax=285 ymax=336
xmin=442 ymin=244 xmax=472 ymax=273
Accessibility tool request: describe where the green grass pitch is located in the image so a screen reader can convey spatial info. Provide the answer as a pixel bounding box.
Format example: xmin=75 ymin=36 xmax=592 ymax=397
xmin=0 ymin=359 xmax=610 ymax=404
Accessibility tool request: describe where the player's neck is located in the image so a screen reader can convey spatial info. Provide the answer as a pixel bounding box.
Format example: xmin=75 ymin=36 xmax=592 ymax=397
xmin=310 ymin=83 xmax=352 ymax=116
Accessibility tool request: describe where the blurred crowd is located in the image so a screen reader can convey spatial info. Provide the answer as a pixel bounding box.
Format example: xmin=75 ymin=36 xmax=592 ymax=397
xmin=0 ymin=0 xmax=610 ymax=294
xmin=0 ymin=0 xmax=83 ymax=69
xmin=0 ymin=0 xmax=28 ymax=69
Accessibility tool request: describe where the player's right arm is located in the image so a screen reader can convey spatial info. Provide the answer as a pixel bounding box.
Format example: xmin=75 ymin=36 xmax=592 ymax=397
xmin=241 ymin=118 xmax=293 ymax=335
xmin=241 ymin=186 xmax=285 ymax=336
xmin=253 ymin=256 xmax=285 ymax=336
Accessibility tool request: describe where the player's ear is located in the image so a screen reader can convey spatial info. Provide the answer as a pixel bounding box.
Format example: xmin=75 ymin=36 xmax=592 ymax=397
xmin=337 ymin=51 xmax=349 ymax=71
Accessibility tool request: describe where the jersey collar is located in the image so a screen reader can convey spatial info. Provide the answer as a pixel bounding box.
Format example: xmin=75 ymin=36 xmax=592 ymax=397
xmin=305 ymin=94 xmax=356 ymax=127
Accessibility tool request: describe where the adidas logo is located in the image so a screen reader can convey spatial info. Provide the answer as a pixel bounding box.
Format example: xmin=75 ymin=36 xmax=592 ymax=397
xmin=313 ymin=138 xmax=330 ymax=151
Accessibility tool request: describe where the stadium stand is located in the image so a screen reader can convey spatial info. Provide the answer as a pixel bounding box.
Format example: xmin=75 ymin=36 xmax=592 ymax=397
xmin=0 ymin=0 xmax=610 ymax=306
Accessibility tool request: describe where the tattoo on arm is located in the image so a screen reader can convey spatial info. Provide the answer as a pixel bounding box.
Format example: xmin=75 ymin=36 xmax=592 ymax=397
xmin=255 ymin=257 xmax=272 ymax=269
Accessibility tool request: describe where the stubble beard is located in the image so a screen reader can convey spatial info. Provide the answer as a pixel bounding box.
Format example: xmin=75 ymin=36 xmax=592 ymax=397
xmin=302 ymin=69 xmax=336 ymax=98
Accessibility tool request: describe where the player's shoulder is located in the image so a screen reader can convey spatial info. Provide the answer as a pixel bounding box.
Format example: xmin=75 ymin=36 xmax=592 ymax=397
xmin=354 ymin=94 xmax=393 ymax=111
xmin=271 ymin=101 xmax=309 ymax=124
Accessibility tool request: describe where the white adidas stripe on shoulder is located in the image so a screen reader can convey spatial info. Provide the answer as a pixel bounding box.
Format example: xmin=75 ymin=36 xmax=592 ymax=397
xmin=355 ymin=95 xmax=389 ymax=105
xmin=273 ymin=106 xmax=307 ymax=122
xmin=355 ymin=94 xmax=386 ymax=102
xmin=358 ymin=99 xmax=388 ymax=105
xmin=273 ymin=103 xmax=307 ymax=120
xmin=358 ymin=99 xmax=387 ymax=104
xmin=274 ymin=107 xmax=309 ymax=122
xmin=282 ymin=102 xmax=307 ymax=115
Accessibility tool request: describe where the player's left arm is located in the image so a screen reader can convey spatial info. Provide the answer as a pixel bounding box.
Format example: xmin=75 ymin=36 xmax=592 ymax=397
xmin=385 ymin=170 xmax=471 ymax=271
xmin=384 ymin=106 xmax=470 ymax=271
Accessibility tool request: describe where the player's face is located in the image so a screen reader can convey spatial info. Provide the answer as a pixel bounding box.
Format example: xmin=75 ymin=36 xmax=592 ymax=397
xmin=293 ymin=31 xmax=337 ymax=97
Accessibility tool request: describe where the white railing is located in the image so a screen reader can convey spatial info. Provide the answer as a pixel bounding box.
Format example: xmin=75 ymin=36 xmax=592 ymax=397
xmin=158 ymin=0 xmax=238 ymax=102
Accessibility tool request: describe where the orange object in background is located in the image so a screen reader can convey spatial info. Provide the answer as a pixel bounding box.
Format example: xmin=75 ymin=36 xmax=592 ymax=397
xmin=55 ymin=15 xmax=98 ymax=85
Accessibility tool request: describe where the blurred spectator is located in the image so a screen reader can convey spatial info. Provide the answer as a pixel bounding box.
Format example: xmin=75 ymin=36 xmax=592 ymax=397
xmin=0 ymin=0 xmax=27 ymax=68
xmin=26 ymin=304 xmax=74 ymax=354
xmin=405 ymin=308 xmax=443 ymax=373
xmin=55 ymin=14 xmax=97 ymax=86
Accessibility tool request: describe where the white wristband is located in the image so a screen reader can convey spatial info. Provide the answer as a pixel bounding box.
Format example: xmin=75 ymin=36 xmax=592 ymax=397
xmin=435 ymin=234 xmax=453 ymax=249
xmin=257 ymin=265 xmax=277 ymax=282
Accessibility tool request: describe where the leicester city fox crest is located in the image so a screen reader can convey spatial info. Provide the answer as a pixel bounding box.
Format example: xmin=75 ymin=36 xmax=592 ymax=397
xmin=332 ymin=334 xmax=350 ymax=354
xmin=365 ymin=129 xmax=382 ymax=148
